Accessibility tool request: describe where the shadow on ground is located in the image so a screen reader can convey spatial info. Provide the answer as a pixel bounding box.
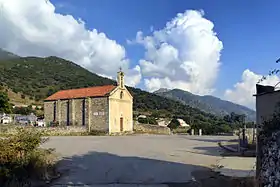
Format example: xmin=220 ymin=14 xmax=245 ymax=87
xmin=192 ymin=145 xmax=256 ymax=158
xmin=51 ymin=151 xmax=254 ymax=187
xmin=185 ymin=137 xmax=237 ymax=143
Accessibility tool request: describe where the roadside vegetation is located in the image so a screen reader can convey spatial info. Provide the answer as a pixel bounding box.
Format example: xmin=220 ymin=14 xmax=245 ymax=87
xmin=0 ymin=127 xmax=58 ymax=186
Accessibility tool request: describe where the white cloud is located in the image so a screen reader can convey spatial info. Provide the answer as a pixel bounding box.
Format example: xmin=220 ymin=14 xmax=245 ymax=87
xmin=0 ymin=0 xmax=141 ymax=85
xmin=224 ymin=69 xmax=280 ymax=109
xmin=123 ymin=65 xmax=142 ymax=87
xmin=132 ymin=10 xmax=223 ymax=94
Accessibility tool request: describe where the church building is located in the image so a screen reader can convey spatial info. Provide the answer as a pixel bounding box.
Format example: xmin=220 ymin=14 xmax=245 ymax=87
xmin=44 ymin=70 xmax=133 ymax=133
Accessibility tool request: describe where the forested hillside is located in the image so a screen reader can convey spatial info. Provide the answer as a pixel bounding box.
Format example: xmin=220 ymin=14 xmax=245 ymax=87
xmin=154 ymin=89 xmax=256 ymax=121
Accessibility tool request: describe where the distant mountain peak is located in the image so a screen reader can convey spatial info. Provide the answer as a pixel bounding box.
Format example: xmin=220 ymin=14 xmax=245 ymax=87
xmin=154 ymin=88 xmax=256 ymax=122
xmin=0 ymin=49 xmax=19 ymax=60
xmin=153 ymin=88 xmax=171 ymax=94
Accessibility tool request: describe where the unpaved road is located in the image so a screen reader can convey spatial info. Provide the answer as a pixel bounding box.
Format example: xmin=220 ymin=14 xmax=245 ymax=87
xmin=42 ymin=135 xmax=242 ymax=186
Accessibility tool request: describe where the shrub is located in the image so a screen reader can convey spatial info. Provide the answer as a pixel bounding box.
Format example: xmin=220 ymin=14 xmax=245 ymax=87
xmin=0 ymin=127 xmax=57 ymax=186
xmin=138 ymin=117 xmax=158 ymax=125
xmin=167 ymin=118 xmax=180 ymax=130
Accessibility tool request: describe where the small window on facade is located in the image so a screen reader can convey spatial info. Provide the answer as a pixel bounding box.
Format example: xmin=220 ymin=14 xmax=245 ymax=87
xmin=120 ymin=91 xmax=123 ymax=99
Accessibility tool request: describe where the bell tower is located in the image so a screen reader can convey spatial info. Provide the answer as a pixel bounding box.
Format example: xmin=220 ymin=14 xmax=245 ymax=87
xmin=117 ymin=67 xmax=124 ymax=89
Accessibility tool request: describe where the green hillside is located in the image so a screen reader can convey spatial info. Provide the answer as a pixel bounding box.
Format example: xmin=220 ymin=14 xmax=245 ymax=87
xmin=0 ymin=55 xmax=246 ymax=134
xmin=0 ymin=49 xmax=19 ymax=60
xmin=155 ymin=88 xmax=256 ymax=122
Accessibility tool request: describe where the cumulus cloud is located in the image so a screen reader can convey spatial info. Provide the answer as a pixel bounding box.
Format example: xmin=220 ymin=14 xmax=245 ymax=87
xmin=224 ymin=69 xmax=280 ymax=109
xmin=0 ymin=0 xmax=141 ymax=86
xmin=132 ymin=10 xmax=223 ymax=94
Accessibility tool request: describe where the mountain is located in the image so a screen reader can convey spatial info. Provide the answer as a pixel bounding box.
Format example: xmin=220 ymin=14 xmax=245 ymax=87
xmin=0 ymin=49 xmax=19 ymax=60
xmin=154 ymin=88 xmax=171 ymax=94
xmin=154 ymin=88 xmax=256 ymax=121
xmin=0 ymin=55 xmax=244 ymax=134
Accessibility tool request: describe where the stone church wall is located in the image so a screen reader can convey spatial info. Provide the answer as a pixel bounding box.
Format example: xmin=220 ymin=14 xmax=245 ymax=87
xmin=44 ymin=101 xmax=55 ymax=125
xmin=73 ymin=98 xmax=84 ymax=126
xmin=60 ymin=100 xmax=68 ymax=126
xmin=90 ymin=97 xmax=109 ymax=131
xmin=44 ymin=97 xmax=109 ymax=131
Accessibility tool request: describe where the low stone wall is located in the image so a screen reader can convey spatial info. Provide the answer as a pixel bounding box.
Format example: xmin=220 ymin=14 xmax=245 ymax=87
xmin=1 ymin=124 xmax=171 ymax=136
xmin=134 ymin=123 xmax=171 ymax=135
xmin=172 ymin=126 xmax=190 ymax=134
xmin=0 ymin=125 xmax=88 ymax=136
xmin=40 ymin=126 xmax=88 ymax=136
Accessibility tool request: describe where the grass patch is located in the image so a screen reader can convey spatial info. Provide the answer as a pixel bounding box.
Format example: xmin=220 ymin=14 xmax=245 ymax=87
xmin=0 ymin=127 xmax=58 ymax=186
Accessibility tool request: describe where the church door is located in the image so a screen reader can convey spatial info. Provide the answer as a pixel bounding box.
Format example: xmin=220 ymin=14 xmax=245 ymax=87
xmin=120 ymin=117 xmax=123 ymax=132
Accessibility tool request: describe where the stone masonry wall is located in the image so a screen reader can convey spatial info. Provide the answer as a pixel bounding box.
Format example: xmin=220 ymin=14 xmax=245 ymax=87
xmin=0 ymin=125 xmax=88 ymax=136
xmin=73 ymin=98 xmax=84 ymax=126
xmin=44 ymin=101 xmax=54 ymax=125
xmin=90 ymin=97 xmax=108 ymax=132
xmin=258 ymin=130 xmax=280 ymax=187
xmin=44 ymin=97 xmax=109 ymax=131
xmin=60 ymin=100 xmax=68 ymax=126
xmin=256 ymin=102 xmax=280 ymax=187
xmin=55 ymin=100 xmax=61 ymax=125
xmin=134 ymin=123 xmax=171 ymax=135
xmin=70 ymin=99 xmax=75 ymax=125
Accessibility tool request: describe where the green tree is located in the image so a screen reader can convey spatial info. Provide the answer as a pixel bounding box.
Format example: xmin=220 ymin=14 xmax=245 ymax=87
xmin=0 ymin=91 xmax=12 ymax=113
xmin=13 ymin=106 xmax=35 ymax=115
xmin=138 ymin=117 xmax=158 ymax=125
xmin=167 ymin=118 xmax=180 ymax=130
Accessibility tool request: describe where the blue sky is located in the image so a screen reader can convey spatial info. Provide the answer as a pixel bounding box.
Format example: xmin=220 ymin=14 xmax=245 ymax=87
xmin=2 ymin=0 xmax=280 ymax=108
xmin=51 ymin=0 xmax=280 ymax=94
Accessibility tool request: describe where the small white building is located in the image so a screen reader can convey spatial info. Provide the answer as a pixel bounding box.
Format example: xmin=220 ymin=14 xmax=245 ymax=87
xmin=177 ymin=119 xmax=190 ymax=127
xmin=157 ymin=118 xmax=171 ymax=127
xmin=137 ymin=115 xmax=147 ymax=119
xmin=0 ymin=115 xmax=12 ymax=124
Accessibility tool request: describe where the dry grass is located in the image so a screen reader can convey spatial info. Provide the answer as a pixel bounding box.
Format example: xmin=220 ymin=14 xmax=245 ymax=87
xmin=0 ymin=86 xmax=42 ymax=106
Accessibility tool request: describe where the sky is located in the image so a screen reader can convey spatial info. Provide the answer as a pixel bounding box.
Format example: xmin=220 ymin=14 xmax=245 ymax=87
xmin=1 ymin=0 xmax=280 ymax=109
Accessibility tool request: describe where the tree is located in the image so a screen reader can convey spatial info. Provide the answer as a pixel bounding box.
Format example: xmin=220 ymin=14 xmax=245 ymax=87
xmin=0 ymin=91 xmax=12 ymax=113
xmin=258 ymin=58 xmax=280 ymax=83
xmin=13 ymin=106 xmax=35 ymax=115
xmin=138 ymin=117 xmax=158 ymax=125
xmin=167 ymin=118 xmax=180 ymax=130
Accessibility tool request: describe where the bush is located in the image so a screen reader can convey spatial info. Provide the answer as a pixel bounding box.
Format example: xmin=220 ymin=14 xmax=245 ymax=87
xmin=167 ymin=118 xmax=180 ymax=130
xmin=138 ymin=117 xmax=158 ymax=125
xmin=0 ymin=127 xmax=57 ymax=186
xmin=12 ymin=106 xmax=35 ymax=115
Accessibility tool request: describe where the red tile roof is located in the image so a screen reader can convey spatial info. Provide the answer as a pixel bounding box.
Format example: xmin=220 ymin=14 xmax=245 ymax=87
xmin=45 ymin=85 xmax=116 ymax=101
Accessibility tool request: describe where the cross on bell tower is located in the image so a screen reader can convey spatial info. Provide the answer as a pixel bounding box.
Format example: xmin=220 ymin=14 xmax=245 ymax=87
xmin=117 ymin=67 xmax=124 ymax=88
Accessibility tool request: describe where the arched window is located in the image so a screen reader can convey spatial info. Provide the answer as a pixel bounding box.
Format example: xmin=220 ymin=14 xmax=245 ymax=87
xmin=120 ymin=91 xmax=124 ymax=99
